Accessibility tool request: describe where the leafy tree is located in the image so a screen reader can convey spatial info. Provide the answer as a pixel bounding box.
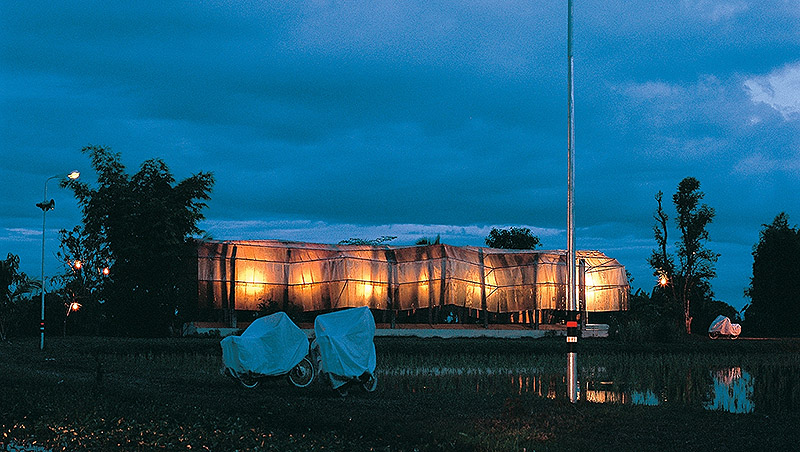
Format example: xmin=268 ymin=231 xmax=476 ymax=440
xmin=484 ymin=227 xmax=540 ymax=250
xmin=649 ymin=191 xmax=675 ymax=288
xmin=0 ymin=253 xmax=39 ymax=340
xmin=414 ymin=235 xmax=441 ymax=246
xmin=647 ymin=177 xmax=720 ymax=334
xmin=54 ymin=225 xmax=111 ymax=335
xmin=744 ymin=213 xmax=800 ymax=336
xmin=63 ymin=145 xmax=214 ymax=336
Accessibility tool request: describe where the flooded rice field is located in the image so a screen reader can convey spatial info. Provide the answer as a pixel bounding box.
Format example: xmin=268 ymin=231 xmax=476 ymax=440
xmin=377 ymin=352 xmax=800 ymax=414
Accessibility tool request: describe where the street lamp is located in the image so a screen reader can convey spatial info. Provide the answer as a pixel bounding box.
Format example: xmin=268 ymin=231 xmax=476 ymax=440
xmin=38 ymin=170 xmax=79 ymax=350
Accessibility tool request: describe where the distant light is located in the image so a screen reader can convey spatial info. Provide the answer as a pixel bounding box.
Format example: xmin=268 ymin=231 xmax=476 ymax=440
xmin=70 ymin=302 xmax=81 ymax=312
xmin=73 ymin=260 xmax=82 ymax=270
xmin=101 ymin=267 xmax=110 ymax=276
xmin=67 ymin=171 xmax=80 ymax=180
xmin=658 ymin=275 xmax=669 ymax=287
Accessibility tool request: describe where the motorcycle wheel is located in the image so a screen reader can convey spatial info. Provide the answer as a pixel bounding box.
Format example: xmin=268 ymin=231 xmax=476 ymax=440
xmin=361 ymin=374 xmax=378 ymax=392
xmin=287 ymin=357 xmax=315 ymax=388
xmin=237 ymin=373 xmax=261 ymax=389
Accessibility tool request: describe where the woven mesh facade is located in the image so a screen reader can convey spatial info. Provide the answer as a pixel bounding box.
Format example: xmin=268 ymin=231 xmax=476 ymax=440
xmin=198 ymin=240 xmax=629 ymax=314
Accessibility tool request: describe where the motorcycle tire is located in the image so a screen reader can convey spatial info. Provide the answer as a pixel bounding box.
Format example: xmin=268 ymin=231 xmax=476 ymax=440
xmin=287 ymin=357 xmax=316 ymax=388
xmin=361 ymin=374 xmax=377 ymax=392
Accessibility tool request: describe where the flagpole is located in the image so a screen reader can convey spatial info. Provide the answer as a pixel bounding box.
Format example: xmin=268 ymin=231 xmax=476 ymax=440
xmin=566 ymin=0 xmax=579 ymax=404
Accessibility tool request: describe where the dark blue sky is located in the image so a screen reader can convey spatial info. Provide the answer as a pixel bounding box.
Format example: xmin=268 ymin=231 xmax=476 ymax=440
xmin=2 ymin=1 xmax=798 ymax=312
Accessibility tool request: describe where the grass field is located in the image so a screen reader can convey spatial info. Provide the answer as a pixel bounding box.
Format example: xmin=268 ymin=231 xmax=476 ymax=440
xmin=2 ymin=336 xmax=799 ymax=451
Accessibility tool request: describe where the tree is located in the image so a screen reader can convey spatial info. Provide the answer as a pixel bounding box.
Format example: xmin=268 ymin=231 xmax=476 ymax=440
xmin=0 ymin=253 xmax=39 ymax=340
xmin=484 ymin=227 xmax=541 ymax=250
xmin=414 ymin=235 xmax=441 ymax=246
xmin=484 ymin=227 xmax=540 ymax=250
xmin=64 ymin=145 xmax=214 ymax=336
xmin=649 ymin=191 xmax=675 ymax=286
xmin=647 ymin=177 xmax=720 ymax=334
xmin=744 ymin=213 xmax=800 ymax=336
xmin=54 ymin=225 xmax=111 ymax=335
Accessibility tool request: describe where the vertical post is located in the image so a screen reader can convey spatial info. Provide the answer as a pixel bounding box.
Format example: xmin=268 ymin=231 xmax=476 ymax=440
xmin=427 ymin=251 xmax=435 ymax=325
xmin=579 ymin=258 xmax=587 ymax=329
xmin=39 ymin=185 xmax=48 ymax=351
xmin=439 ymin=245 xmax=447 ymax=323
xmin=39 ymin=176 xmax=59 ymax=351
xmin=479 ymin=248 xmax=488 ymax=328
xmin=385 ymin=249 xmax=397 ymax=328
xmin=532 ymin=254 xmax=539 ymax=329
xmin=229 ymin=245 xmax=237 ymax=328
xmin=219 ymin=243 xmax=229 ymax=324
xmin=566 ymin=0 xmax=579 ymax=403
xmin=283 ymin=248 xmax=292 ymax=311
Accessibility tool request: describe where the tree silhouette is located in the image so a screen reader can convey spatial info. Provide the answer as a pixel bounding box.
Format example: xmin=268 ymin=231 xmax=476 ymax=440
xmin=63 ymin=145 xmax=214 ymax=336
xmin=0 ymin=253 xmax=39 ymax=340
xmin=744 ymin=213 xmax=800 ymax=336
xmin=414 ymin=235 xmax=441 ymax=245
xmin=484 ymin=227 xmax=540 ymax=250
xmin=648 ymin=177 xmax=719 ymax=334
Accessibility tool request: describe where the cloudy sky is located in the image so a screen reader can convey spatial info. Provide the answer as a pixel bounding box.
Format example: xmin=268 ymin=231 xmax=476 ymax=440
xmin=2 ymin=1 xmax=799 ymax=312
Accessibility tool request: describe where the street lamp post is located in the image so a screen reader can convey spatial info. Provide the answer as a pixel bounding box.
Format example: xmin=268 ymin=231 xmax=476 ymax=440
xmin=38 ymin=171 xmax=79 ymax=351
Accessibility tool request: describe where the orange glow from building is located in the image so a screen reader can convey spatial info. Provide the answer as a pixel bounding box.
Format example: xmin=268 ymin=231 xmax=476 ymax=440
xmin=299 ymin=269 xmax=313 ymax=289
xmin=242 ymin=268 xmax=266 ymax=296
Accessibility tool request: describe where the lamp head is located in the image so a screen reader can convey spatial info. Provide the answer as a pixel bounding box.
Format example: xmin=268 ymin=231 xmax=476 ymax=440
xmin=67 ymin=171 xmax=80 ymax=180
xmin=36 ymin=199 xmax=55 ymax=212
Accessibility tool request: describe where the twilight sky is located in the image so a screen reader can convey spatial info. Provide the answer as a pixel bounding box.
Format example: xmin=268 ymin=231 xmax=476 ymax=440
xmin=2 ymin=1 xmax=799 ymax=312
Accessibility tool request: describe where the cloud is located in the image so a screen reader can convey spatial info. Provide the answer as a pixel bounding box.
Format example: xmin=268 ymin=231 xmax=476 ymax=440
xmin=681 ymin=0 xmax=750 ymax=22
xmin=744 ymin=62 xmax=800 ymax=120
xmin=733 ymin=152 xmax=800 ymax=176
xmin=614 ymin=76 xmax=741 ymax=159
xmin=0 ymin=228 xmax=42 ymax=243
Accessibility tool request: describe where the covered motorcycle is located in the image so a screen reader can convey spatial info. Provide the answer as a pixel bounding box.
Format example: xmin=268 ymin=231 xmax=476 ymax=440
xmin=313 ymin=306 xmax=378 ymax=394
xmin=220 ymin=311 xmax=315 ymax=388
xmin=708 ymin=315 xmax=741 ymax=339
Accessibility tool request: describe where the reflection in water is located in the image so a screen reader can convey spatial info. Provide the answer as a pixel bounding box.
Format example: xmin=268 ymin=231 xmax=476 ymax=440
xmin=379 ymin=363 xmax=793 ymax=414
xmin=704 ymin=367 xmax=753 ymax=413
xmin=630 ymin=390 xmax=659 ymax=406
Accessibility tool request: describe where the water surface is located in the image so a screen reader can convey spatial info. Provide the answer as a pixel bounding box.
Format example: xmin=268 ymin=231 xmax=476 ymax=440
xmin=378 ymin=353 xmax=800 ymax=414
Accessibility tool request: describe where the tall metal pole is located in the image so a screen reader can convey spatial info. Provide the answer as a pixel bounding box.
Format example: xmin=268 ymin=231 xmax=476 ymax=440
xmin=38 ymin=171 xmax=78 ymax=351
xmin=566 ymin=0 xmax=579 ymax=403
xmin=40 ymin=177 xmax=55 ymax=351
